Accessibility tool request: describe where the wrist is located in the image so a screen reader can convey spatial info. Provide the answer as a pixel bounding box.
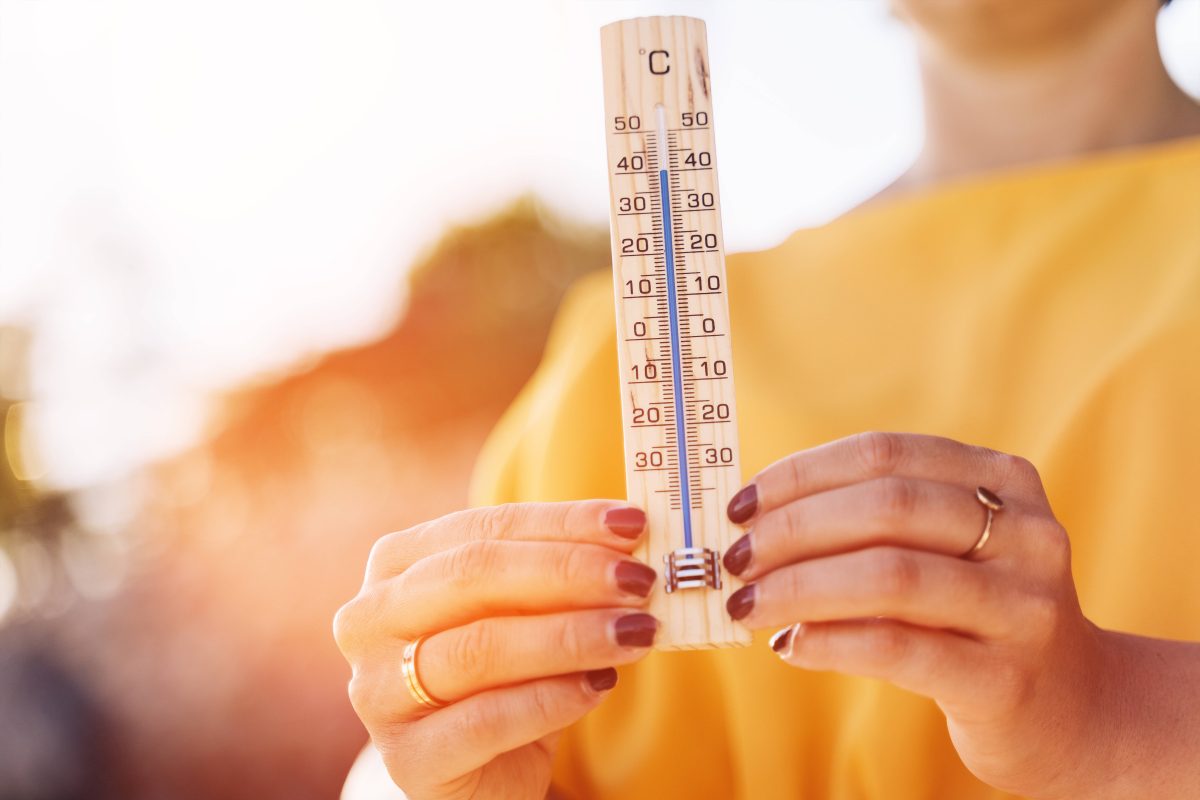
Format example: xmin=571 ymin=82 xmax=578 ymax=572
xmin=1022 ymin=621 xmax=1122 ymax=800
xmin=1046 ymin=626 xmax=1136 ymax=800
xmin=1054 ymin=628 xmax=1200 ymax=800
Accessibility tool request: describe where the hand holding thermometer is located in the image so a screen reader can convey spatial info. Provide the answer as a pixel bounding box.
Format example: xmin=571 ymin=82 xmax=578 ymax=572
xmin=601 ymin=16 xmax=750 ymax=650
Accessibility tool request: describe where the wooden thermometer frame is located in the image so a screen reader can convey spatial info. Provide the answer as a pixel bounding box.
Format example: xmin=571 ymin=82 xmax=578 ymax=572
xmin=601 ymin=16 xmax=750 ymax=649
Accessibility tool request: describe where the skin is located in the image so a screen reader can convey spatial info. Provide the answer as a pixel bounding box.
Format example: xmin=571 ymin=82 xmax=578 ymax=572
xmin=741 ymin=6 xmax=1200 ymax=796
xmin=335 ymin=1 xmax=1200 ymax=797
xmin=881 ymin=0 xmax=1200 ymax=198
xmin=728 ymin=432 xmax=1200 ymax=798
xmin=333 ymin=500 xmax=660 ymax=800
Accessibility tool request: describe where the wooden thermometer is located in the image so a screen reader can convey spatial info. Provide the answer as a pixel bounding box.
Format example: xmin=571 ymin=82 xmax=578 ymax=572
xmin=601 ymin=16 xmax=750 ymax=650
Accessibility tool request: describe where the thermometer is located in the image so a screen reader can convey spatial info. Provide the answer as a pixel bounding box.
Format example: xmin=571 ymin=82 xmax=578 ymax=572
xmin=601 ymin=16 xmax=750 ymax=649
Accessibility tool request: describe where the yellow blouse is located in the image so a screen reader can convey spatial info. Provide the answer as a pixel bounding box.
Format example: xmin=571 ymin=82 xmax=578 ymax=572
xmin=467 ymin=136 xmax=1200 ymax=800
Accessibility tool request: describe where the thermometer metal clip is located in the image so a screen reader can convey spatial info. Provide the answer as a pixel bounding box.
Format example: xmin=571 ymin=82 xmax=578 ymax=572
xmin=663 ymin=547 xmax=722 ymax=594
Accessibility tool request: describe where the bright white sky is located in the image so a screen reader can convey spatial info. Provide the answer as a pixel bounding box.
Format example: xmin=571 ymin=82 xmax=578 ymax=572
xmin=1 ymin=0 xmax=1197 ymax=489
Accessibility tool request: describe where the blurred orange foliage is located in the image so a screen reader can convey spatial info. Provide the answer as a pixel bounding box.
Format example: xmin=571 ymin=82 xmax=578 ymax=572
xmin=39 ymin=199 xmax=608 ymax=799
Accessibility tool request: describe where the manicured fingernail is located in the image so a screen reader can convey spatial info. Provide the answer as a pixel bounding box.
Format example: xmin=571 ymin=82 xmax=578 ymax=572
xmin=723 ymin=533 xmax=752 ymax=576
xmin=769 ymin=625 xmax=794 ymax=655
xmin=615 ymin=560 xmax=657 ymax=597
xmin=614 ymin=613 xmax=659 ymax=648
xmin=604 ymin=506 xmax=646 ymax=539
xmin=585 ymin=667 xmax=618 ymax=693
xmin=727 ymin=484 xmax=758 ymax=524
xmin=726 ymin=584 xmax=756 ymax=620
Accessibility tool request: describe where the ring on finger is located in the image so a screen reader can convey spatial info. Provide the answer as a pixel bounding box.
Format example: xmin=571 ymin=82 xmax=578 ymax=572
xmin=961 ymin=486 xmax=1003 ymax=559
xmin=402 ymin=635 xmax=448 ymax=709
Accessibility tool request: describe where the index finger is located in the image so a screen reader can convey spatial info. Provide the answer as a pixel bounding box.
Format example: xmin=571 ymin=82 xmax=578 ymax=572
xmin=727 ymin=431 xmax=1047 ymax=525
xmin=366 ymin=500 xmax=647 ymax=583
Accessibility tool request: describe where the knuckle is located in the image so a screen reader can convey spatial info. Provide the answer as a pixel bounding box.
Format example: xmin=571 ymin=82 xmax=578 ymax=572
xmin=872 ymin=549 xmax=921 ymax=599
xmin=472 ymin=503 xmax=522 ymax=543
xmin=1021 ymin=591 xmax=1062 ymax=641
xmin=451 ymin=693 xmax=491 ymax=735
xmin=346 ymin=673 xmax=377 ymax=719
xmin=780 ymin=501 xmax=807 ymax=540
xmin=875 ymin=476 xmax=919 ymax=523
xmin=995 ymin=451 xmax=1040 ymax=487
xmin=1036 ymin=519 xmax=1072 ymax=568
xmin=970 ymin=566 xmax=1000 ymax=612
xmin=461 ymin=703 xmax=492 ymax=737
xmin=527 ymin=679 xmax=568 ymax=726
xmin=364 ymin=530 xmax=406 ymax=577
xmin=768 ymin=565 xmax=807 ymax=615
xmin=1009 ymin=454 xmax=1041 ymax=481
xmin=551 ymin=541 xmax=593 ymax=588
xmin=854 ymin=431 xmax=904 ymax=476
xmin=372 ymin=724 xmax=415 ymax=767
xmin=784 ymin=453 xmax=809 ymax=497
xmin=332 ymin=597 xmax=363 ymax=656
xmin=551 ymin=616 xmax=587 ymax=665
xmin=479 ymin=503 xmax=517 ymax=541
xmin=444 ymin=539 xmax=501 ymax=590
xmin=450 ymin=620 xmax=499 ymax=686
xmin=439 ymin=703 xmax=489 ymax=758
xmin=561 ymin=500 xmax=598 ymax=535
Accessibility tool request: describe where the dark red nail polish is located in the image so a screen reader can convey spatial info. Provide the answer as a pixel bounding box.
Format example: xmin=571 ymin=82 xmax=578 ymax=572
xmin=723 ymin=534 xmax=752 ymax=576
xmin=770 ymin=626 xmax=793 ymax=653
xmin=585 ymin=667 xmax=618 ymax=692
xmin=614 ymin=613 xmax=659 ymax=648
xmin=727 ymin=484 xmax=758 ymax=524
xmin=726 ymin=584 xmax=756 ymax=620
xmin=615 ymin=560 xmax=656 ymax=597
xmin=604 ymin=506 xmax=646 ymax=539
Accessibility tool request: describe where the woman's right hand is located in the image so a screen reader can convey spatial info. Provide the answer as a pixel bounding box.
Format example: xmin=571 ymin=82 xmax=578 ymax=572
xmin=333 ymin=500 xmax=660 ymax=800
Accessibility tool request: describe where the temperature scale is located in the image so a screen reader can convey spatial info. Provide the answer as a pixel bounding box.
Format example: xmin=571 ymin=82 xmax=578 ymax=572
xmin=601 ymin=16 xmax=750 ymax=649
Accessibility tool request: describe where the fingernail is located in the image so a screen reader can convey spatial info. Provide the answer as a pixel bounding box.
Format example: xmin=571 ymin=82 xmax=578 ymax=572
xmin=727 ymin=484 xmax=758 ymax=524
xmin=615 ymin=560 xmax=657 ymax=598
xmin=726 ymin=584 xmax=756 ymax=620
xmin=585 ymin=667 xmax=618 ymax=693
xmin=604 ymin=506 xmax=646 ymax=539
xmin=614 ymin=613 xmax=659 ymax=648
xmin=723 ymin=533 xmax=752 ymax=576
xmin=769 ymin=625 xmax=794 ymax=654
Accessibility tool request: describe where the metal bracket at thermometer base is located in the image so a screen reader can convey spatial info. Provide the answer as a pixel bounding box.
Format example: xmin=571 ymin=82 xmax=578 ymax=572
xmin=664 ymin=547 xmax=722 ymax=593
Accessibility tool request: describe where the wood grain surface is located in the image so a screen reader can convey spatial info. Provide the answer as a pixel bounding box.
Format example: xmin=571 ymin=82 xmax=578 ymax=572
xmin=601 ymin=16 xmax=750 ymax=649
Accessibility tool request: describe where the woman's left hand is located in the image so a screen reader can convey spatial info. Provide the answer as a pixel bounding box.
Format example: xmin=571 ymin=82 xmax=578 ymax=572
xmin=719 ymin=431 xmax=1130 ymax=799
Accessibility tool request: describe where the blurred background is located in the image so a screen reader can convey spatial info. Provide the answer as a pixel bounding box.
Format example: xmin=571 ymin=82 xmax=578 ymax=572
xmin=0 ymin=1 xmax=1196 ymax=797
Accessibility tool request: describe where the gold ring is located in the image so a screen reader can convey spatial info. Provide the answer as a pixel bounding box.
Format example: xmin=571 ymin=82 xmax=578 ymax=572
xmin=401 ymin=635 xmax=447 ymax=710
xmin=962 ymin=486 xmax=1004 ymax=559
